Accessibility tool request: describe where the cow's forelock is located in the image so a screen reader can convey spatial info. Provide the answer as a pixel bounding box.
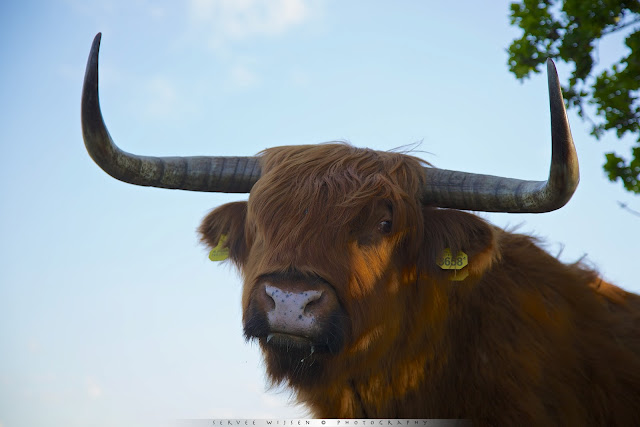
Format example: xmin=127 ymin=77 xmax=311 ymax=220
xmin=244 ymin=144 xmax=425 ymax=282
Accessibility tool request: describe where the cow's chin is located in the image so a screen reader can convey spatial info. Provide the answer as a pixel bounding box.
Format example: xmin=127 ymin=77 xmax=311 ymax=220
xmin=244 ymin=319 xmax=347 ymax=387
xmin=258 ymin=332 xmax=336 ymax=387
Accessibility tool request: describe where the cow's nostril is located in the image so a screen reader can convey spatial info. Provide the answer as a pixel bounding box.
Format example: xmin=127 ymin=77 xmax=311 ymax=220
xmin=303 ymin=292 xmax=323 ymax=314
xmin=263 ymin=287 xmax=277 ymax=311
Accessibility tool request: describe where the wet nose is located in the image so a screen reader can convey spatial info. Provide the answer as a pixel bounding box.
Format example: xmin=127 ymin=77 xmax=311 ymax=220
xmin=264 ymin=284 xmax=323 ymax=335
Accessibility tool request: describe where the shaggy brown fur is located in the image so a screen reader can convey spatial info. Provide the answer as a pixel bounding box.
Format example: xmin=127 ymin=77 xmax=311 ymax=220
xmin=199 ymin=143 xmax=640 ymax=424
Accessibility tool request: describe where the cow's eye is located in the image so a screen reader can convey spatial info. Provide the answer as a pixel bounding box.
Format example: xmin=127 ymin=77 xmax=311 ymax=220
xmin=378 ymin=220 xmax=392 ymax=234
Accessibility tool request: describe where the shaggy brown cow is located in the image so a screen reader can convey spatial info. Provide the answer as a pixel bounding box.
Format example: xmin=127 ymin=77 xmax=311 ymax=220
xmin=82 ymin=34 xmax=640 ymax=424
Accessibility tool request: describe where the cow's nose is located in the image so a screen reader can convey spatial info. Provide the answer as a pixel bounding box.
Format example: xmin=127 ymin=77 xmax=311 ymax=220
xmin=264 ymin=284 xmax=324 ymax=336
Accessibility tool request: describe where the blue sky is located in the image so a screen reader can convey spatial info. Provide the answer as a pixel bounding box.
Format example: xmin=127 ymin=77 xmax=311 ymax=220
xmin=1 ymin=1 xmax=638 ymax=425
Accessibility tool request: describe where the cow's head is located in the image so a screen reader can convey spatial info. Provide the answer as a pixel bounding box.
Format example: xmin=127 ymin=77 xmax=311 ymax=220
xmin=198 ymin=144 xmax=430 ymax=386
xmin=81 ymin=33 xmax=579 ymax=389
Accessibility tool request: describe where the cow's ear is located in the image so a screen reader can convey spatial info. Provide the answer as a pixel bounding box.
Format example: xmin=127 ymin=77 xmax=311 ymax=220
xmin=198 ymin=201 xmax=249 ymax=267
xmin=419 ymin=208 xmax=498 ymax=280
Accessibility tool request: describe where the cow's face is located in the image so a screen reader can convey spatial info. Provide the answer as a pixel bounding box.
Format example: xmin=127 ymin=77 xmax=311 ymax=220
xmin=199 ymin=144 xmax=498 ymax=388
xmin=199 ymin=144 xmax=429 ymax=385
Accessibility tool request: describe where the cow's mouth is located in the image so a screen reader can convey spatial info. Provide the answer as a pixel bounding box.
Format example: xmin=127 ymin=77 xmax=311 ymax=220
xmin=262 ymin=332 xmax=331 ymax=354
xmin=265 ymin=332 xmax=311 ymax=347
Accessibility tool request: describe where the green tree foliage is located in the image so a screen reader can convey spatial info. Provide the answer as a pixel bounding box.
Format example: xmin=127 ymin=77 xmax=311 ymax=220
xmin=507 ymin=0 xmax=640 ymax=193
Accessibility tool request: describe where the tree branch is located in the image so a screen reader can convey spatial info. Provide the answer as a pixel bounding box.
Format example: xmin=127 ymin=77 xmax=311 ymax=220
xmin=602 ymin=17 xmax=640 ymax=36
xmin=618 ymin=201 xmax=640 ymax=218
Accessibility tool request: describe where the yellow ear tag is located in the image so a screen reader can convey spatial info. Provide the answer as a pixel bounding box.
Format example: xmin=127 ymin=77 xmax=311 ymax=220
xmin=437 ymin=248 xmax=468 ymax=270
xmin=208 ymin=234 xmax=230 ymax=261
xmin=437 ymin=248 xmax=469 ymax=281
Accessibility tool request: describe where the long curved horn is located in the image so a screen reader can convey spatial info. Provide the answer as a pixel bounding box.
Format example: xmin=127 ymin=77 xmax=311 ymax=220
xmin=82 ymin=33 xmax=261 ymax=192
xmin=421 ymin=59 xmax=579 ymax=213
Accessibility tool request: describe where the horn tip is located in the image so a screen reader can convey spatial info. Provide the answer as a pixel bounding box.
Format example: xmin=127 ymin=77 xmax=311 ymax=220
xmin=546 ymin=58 xmax=558 ymax=76
xmin=546 ymin=58 xmax=562 ymax=96
xmin=94 ymin=33 xmax=102 ymax=48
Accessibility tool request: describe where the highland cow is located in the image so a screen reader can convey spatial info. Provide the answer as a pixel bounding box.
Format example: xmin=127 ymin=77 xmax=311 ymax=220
xmin=82 ymin=34 xmax=640 ymax=424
